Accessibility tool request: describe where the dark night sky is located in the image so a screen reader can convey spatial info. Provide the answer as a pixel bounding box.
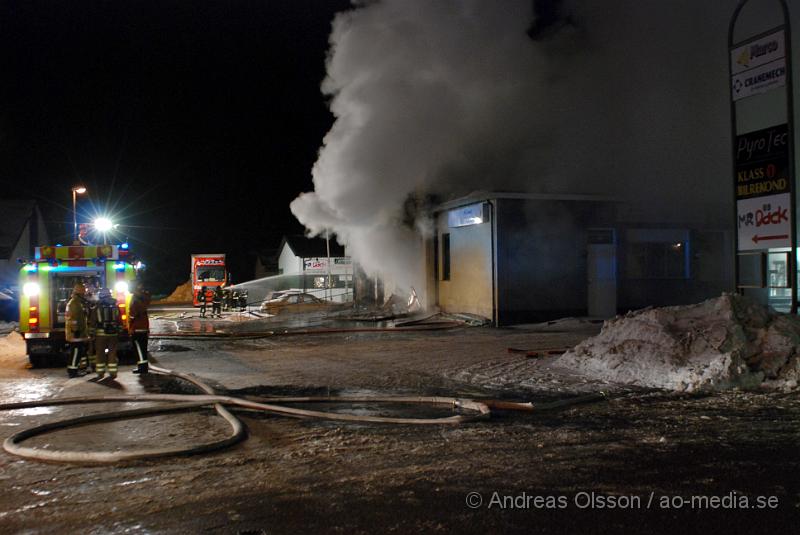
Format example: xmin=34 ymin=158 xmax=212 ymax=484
xmin=0 ymin=0 xmax=352 ymax=292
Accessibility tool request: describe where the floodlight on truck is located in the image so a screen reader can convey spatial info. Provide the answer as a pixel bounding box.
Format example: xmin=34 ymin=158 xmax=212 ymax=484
xmin=94 ymin=217 xmax=113 ymax=232
xmin=23 ymin=282 xmax=40 ymax=297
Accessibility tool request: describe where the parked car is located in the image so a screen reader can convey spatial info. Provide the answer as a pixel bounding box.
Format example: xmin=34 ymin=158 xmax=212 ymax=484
xmin=260 ymin=292 xmax=339 ymax=315
xmin=264 ymin=289 xmax=303 ymax=302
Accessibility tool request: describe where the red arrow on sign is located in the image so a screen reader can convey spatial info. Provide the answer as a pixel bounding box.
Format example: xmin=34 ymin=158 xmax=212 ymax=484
xmin=752 ymin=234 xmax=789 ymax=243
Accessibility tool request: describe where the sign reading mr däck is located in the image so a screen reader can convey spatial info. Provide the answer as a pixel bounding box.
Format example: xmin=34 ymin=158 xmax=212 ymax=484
xmin=735 ymin=123 xmax=791 ymax=251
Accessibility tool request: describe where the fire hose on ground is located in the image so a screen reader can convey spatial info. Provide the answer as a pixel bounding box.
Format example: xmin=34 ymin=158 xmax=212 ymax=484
xmin=151 ymin=318 xmax=466 ymax=340
xmin=0 ymin=357 xmax=607 ymax=464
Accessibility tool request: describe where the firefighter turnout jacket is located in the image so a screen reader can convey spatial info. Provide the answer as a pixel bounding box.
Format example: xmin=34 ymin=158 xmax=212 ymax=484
xmin=129 ymin=291 xmax=151 ymax=333
xmin=65 ymin=295 xmax=90 ymax=341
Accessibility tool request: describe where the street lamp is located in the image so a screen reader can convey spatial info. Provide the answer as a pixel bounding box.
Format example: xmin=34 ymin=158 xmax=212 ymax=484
xmin=71 ymin=186 xmax=87 ymax=244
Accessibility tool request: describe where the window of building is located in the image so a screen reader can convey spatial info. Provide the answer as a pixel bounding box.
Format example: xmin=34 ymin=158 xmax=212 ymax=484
xmin=442 ymin=233 xmax=450 ymax=281
xmin=626 ymin=241 xmax=688 ymax=279
xmin=737 ymin=252 xmax=765 ymax=288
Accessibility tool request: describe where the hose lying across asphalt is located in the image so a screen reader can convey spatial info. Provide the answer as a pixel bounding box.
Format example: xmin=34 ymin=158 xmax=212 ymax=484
xmin=0 ymin=360 xmax=606 ymax=464
xmin=152 ymin=320 xmax=466 ymax=340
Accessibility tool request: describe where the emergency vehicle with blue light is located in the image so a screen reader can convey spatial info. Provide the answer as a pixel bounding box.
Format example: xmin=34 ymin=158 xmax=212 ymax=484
xmin=18 ymin=244 xmax=141 ymax=366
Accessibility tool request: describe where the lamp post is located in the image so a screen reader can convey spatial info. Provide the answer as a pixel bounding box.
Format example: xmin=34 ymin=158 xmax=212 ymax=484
xmin=71 ymin=186 xmax=87 ymax=244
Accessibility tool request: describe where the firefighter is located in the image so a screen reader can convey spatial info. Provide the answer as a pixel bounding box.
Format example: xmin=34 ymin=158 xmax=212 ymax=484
xmin=212 ymin=286 xmax=223 ymax=317
xmin=65 ymin=283 xmax=91 ymax=378
xmin=84 ymin=278 xmax=100 ymax=372
xmin=93 ymin=288 xmax=120 ymax=380
xmin=199 ymin=286 xmax=208 ymax=317
xmin=129 ymin=284 xmax=151 ymax=374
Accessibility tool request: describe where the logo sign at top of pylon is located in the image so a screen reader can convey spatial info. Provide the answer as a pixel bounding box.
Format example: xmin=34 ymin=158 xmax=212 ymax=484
xmin=730 ymin=28 xmax=786 ymax=101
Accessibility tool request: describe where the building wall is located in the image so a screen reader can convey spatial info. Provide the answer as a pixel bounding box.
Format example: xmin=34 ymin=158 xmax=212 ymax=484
xmin=617 ymin=227 xmax=734 ymax=311
xmin=435 ymin=209 xmax=494 ymax=320
xmin=614 ymin=201 xmax=734 ymax=311
xmin=277 ymin=245 xmax=304 ymax=275
xmin=430 ymin=196 xmax=733 ymax=325
xmin=495 ymin=199 xmax=615 ymax=324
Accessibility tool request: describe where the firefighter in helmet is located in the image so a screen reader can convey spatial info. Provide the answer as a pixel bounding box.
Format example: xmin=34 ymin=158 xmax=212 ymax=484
xmin=65 ymin=282 xmax=91 ymax=378
xmin=129 ymin=284 xmax=151 ymax=374
xmin=93 ymin=288 xmax=121 ymax=379
xmin=212 ymin=286 xmax=223 ymax=318
xmin=83 ymin=277 xmax=100 ymax=372
xmin=199 ymin=286 xmax=208 ymax=317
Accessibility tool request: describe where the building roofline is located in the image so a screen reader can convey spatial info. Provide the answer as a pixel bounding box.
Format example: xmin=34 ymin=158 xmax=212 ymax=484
xmin=0 ymin=200 xmax=38 ymax=259
xmin=433 ymin=191 xmax=620 ymax=213
xmin=280 ymin=234 xmax=346 ymax=259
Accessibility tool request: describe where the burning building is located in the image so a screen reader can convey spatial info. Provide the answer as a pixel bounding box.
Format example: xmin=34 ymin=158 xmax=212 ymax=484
xmin=426 ymin=192 xmax=732 ymax=325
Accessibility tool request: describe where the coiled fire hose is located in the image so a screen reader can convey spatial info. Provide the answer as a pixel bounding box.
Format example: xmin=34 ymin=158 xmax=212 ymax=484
xmin=0 ymin=358 xmax=606 ymax=464
xmin=0 ymin=362 xmax=496 ymax=463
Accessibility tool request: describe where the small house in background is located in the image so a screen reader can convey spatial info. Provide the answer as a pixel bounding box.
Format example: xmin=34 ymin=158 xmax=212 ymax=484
xmin=426 ymin=191 xmax=732 ymax=326
xmin=0 ymin=200 xmax=50 ymax=288
xmin=277 ymin=235 xmax=353 ymax=302
xmin=252 ymin=247 xmax=280 ymax=280
xmin=232 ymin=235 xmax=354 ymax=304
xmin=0 ymin=200 xmax=50 ymax=319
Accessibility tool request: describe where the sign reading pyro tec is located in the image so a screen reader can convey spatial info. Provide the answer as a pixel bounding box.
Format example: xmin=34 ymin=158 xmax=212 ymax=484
xmin=735 ymin=124 xmax=790 ymax=199
xmin=735 ymin=124 xmax=791 ymax=251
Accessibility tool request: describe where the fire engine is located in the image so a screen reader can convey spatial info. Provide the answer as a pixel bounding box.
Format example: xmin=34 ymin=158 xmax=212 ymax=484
xmin=19 ymin=244 xmax=140 ymax=366
xmin=191 ymin=253 xmax=227 ymax=306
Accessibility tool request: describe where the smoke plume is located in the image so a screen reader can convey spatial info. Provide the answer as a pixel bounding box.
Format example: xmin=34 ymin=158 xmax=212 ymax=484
xmin=291 ymin=0 xmax=733 ymax=290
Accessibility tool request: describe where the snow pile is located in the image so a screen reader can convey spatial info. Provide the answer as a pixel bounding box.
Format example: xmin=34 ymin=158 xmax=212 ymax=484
xmin=556 ymin=294 xmax=800 ymax=391
xmin=0 ymin=331 xmax=25 ymax=361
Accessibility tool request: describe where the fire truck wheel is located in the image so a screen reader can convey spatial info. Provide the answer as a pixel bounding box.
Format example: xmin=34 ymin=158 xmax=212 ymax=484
xmin=28 ymin=354 xmax=49 ymax=368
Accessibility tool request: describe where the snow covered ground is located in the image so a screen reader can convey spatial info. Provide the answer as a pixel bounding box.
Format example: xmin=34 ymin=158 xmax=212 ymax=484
xmin=1 ymin=321 xmax=797 ymax=534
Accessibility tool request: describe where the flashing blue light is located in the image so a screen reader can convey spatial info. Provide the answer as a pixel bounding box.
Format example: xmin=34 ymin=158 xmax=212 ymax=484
xmin=55 ymin=243 xmax=63 ymax=247
xmin=114 ymin=262 xmax=126 ymax=271
xmin=23 ymin=265 xmax=37 ymax=272
xmin=120 ymin=242 xmax=129 ymax=250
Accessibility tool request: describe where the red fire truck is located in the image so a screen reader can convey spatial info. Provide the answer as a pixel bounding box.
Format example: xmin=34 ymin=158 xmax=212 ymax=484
xmin=191 ymin=253 xmax=227 ymax=306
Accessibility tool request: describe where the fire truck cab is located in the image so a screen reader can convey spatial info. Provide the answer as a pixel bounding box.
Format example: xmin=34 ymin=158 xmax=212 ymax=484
xmin=19 ymin=244 xmax=139 ymax=366
xmin=191 ymin=253 xmax=227 ymax=306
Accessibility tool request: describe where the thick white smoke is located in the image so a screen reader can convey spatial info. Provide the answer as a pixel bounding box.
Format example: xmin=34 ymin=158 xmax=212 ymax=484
xmin=291 ymin=0 xmax=553 ymax=289
xmin=291 ymin=0 xmax=734 ymax=290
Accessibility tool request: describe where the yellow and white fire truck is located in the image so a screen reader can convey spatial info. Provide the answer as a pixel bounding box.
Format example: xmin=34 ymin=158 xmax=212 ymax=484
xmin=18 ymin=244 xmax=140 ymax=366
